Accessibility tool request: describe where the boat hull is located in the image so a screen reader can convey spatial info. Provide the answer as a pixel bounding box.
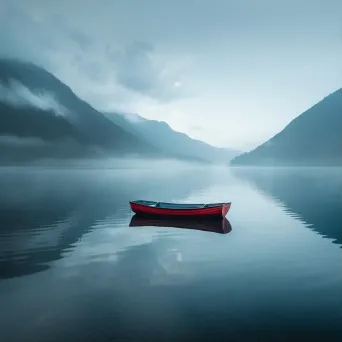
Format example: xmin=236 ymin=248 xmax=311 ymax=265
xmin=129 ymin=201 xmax=231 ymax=218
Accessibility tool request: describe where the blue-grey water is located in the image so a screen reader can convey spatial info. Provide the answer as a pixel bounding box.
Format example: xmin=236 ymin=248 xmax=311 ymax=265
xmin=0 ymin=165 xmax=341 ymax=342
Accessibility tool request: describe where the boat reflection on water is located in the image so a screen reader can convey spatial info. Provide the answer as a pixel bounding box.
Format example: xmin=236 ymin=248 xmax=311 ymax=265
xmin=129 ymin=215 xmax=232 ymax=234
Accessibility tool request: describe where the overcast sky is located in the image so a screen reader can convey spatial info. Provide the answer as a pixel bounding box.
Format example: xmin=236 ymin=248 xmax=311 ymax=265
xmin=1 ymin=0 xmax=342 ymax=150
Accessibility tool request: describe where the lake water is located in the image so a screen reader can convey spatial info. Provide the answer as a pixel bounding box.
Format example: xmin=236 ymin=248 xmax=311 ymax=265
xmin=0 ymin=165 xmax=341 ymax=342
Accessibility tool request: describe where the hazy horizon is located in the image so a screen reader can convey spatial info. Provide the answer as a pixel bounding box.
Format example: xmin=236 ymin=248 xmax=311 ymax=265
xmin=1 ymin=0 xmax=342 ymax=150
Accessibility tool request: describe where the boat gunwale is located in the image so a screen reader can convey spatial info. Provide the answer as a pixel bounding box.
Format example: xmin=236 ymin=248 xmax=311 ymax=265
xmin=129 ymin=200 xmax=231 ymax=211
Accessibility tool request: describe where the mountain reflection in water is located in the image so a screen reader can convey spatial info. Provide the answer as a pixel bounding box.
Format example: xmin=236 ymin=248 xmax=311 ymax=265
xmin=232 ymin=167 xmax=342 ymax=247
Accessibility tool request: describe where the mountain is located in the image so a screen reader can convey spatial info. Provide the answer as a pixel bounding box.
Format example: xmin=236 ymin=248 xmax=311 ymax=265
xmin=0 ymin=59 xmax=161 ymax=163
xmin=231 ymin=89 xmax=342 ymax=166
xmin=104 ymin=112 xmax=240 ymax=163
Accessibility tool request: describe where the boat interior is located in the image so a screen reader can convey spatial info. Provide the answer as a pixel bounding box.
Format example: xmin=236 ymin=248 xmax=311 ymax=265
xmin=132 ymin=200 xmax=228 ymax=209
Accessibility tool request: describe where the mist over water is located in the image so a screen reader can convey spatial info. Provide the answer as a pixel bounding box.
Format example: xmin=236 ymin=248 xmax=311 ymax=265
xmin=24 ymin=157 xmax=208 ymax=169
xmin=0 ymin=164 xmax=341 ymax=342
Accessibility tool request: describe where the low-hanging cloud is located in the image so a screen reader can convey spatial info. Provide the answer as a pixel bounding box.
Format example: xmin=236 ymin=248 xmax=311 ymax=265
xmin=0 ymin=80 xmax=69 ymax=117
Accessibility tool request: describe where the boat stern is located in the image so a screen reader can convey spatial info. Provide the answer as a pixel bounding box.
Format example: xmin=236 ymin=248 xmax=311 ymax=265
xmin=222 ymin=203 xmax=231 ymax=217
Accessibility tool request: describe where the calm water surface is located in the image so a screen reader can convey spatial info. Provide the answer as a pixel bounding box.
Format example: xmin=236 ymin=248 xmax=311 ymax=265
xmin=0 ymin=165 xmax=341 ymax=342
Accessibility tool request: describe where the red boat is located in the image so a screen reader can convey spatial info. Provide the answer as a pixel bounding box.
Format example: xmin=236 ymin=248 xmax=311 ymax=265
xmin=129 ymin=200 xmax=231 ymax=218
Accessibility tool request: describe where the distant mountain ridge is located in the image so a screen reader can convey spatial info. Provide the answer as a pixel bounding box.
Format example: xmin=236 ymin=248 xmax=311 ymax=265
xmin=0 ymin=58 xmax=239 ymax=164
xmin=0 ymin=59 xmax=163 ymax=159
xmin=104 ymin=112 xmax=240 ymax=163
xmin=231 ymin=88 xmax=342 ymax=166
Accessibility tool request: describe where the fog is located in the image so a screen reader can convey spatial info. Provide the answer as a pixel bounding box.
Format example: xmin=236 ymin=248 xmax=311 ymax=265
xmin=0 ymin=135 xmax=49 ymax=146
xmin=0 ymin=80 xmax=68 ymax=116
xmin=21 ymin=157 xmax=211 ymax=170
